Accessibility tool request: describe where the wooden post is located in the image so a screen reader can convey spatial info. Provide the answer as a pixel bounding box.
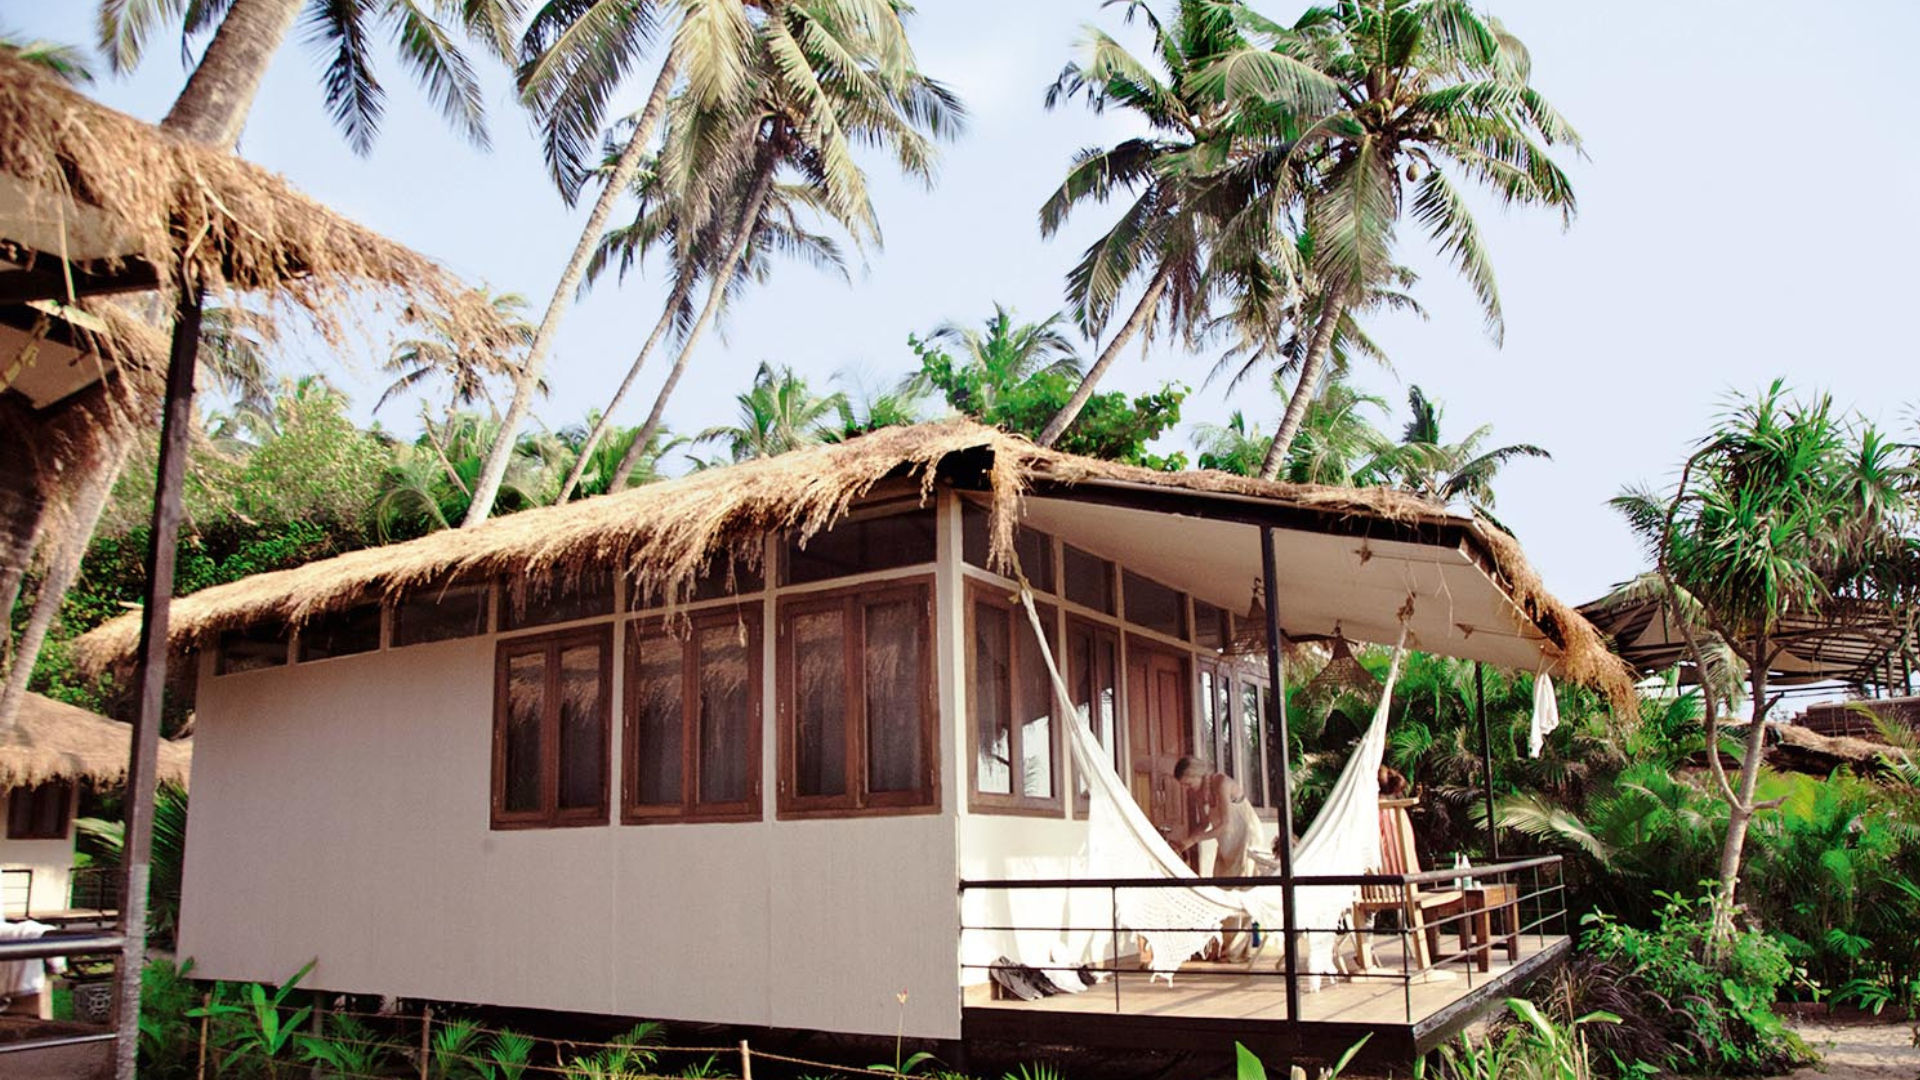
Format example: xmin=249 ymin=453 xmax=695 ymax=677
xmin=739 ymin=1038 xmax=753 ymax=1080
xmin=1477 ymin=662 xmax=1500 ymax=862
xmin=420 ymin=1004 xmax=433 ymax=1080
xmin=113 ymin=282 xmax=203 ymax=1080
xmin=195 ymin=990 xmax=210 ymax=1080
xmin=1259 ymin=527 xmax=1300 ymax=1037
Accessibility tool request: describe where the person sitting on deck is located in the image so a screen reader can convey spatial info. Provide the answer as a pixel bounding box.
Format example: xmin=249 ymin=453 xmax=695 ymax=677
xmin=1173 ymin=755 xmax=1267 ymax=962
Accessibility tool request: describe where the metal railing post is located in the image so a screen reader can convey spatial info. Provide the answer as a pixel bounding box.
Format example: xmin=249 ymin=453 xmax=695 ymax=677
xmin=1110 ymin=886 xmax=1122 ymax=1013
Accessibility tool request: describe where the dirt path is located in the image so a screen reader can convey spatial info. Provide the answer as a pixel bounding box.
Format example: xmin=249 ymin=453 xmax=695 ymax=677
xmin=1788 ymin=1019 xmax=1919 ymax=1080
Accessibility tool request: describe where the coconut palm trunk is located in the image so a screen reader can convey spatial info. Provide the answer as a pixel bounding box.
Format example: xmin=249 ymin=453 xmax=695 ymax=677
xmin=462 ymin=48 xmax=684 ymax=527
xmin=556 ymin=279 xmax=690 ymax=501
xmin=1258 ymin=284 xmax=1348 ymax=480
xmin=157 ymin=0 xmax=305 ymax=148
xmin=1036 ymin=264 xmax=1171 ymax=448
xmin=0 ymin=445 xmax=127 ymax=728
xmin=609 ymin=158 xmax=777 ymax=491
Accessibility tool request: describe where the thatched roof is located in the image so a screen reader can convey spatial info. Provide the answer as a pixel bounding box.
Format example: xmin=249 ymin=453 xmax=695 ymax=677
xmin=1 ymin=693 xmax=190 ymax=788
xmin=72 ymin=421 xmax=1636 ymax=707
xmin=0 ymin=51 xmax=507 ymax=352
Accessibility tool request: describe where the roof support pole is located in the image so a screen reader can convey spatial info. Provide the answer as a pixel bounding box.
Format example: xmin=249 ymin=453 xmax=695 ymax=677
xmin=113 ymin=282 xmax=202 ymax=1080
xmin=1259 ymin=526 xmax=1300 ymax=1035
xmin=1476 ymin=661 xmax=1499 ymax=861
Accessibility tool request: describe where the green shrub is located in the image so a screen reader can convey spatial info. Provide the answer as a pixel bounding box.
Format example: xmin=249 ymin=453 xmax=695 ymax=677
xmin=1580 ymin=895 xmax=1811 ymax=1075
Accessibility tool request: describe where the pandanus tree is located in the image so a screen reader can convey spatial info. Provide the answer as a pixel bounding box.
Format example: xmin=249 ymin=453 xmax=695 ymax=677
xmin=1611 ymin=382 xmax=1920 ymax=948
xmin=1035 ymin=0 xmax=1335 ymax=447
xmin=468 ymin=0 xmax=960 ymax=522
xmin=1231 ymin=0 xmax=1581 ymax=478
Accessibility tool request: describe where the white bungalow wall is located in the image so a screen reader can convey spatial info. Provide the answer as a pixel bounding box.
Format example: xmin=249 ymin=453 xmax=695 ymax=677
xmin=180 ymin=492 xmax=969 ymax=1041
xmin=0 ymin=831 xmax=74 ymax=918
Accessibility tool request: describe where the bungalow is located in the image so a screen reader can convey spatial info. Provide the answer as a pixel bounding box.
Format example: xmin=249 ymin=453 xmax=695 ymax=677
xmin=75 ymin=421 xmax=1630 ymax=1063
xmin=0 ymin=693 xmax=191 ymax=920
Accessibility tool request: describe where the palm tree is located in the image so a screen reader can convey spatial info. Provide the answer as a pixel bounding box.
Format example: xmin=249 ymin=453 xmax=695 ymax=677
xmin=694 ymin=361 xmax=844 ymax=462
xmin=577 ymin=1 xmax=961 ymax=498
xmin=100 ymin=0 xmax=522 ymax=152
xmin=1611 ymin=382 xmax=1920 ymax=947
xmin=2 ymin=34 xmax=94 ymax=83
xmin=558 ymin=416 xmax=683 ymax=497
xmin=828 ymin=372 xmax=924 ymax=441
xmin=376 ymin=288 xmax=535 ymax=420
xmin=909 ymin=304 xmax=1080 ymax=416
xmin=1194 ymin=378 xmax=1389 ymax=483
xmin=1369 ymin=385 xmax=1549 ymax=517
xmin=1035 ymin=0 xmax=1334 ymax=447
xmin=1235 ymin=0 xmax=1581 ymax=477
xmin=554 ymin=136 xmax=848 ymax=502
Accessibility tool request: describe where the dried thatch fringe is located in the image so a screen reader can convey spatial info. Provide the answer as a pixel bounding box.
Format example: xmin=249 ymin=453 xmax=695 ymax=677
xmin=0 ymin=52 xmax=508 ymax=356
xmin=0 ymin=692 xmax=190 ymax=788
xmin=71 ymin=420 xmax=1639 ymax=713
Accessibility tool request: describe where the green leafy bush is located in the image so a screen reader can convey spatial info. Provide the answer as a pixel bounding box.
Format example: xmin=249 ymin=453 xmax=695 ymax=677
xmin=1580 ymin=895 xmax=1811 ymax=1074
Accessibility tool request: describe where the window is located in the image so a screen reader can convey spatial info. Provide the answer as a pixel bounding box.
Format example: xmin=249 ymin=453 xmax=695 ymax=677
xmin=632 ymin=554 xmax=765 ymax=611
xmin=777 ymin=581 xmax=936 ymax=815
xmin=500 ymin=567 xmax=615 ymax=631
xmin=297 ymin=604 xmax=382 ymax=661
xmin=1063 ymin=545 xmax=1114 ymax=614
xmin=1239 ymin=676 xmax=1270 ymax=807
xmin=492 ymin=627 xmax=612 ymax=828
xmin=394 ymin=582 xmax=490 ymax=647
xmin=783 ymin=506 xmax=936 ymax=585
xmin=625 ymin=608 xmax=762 ymax=822
xmin=1068 ymin=617 xmax=1121 ymax=814
xmin=1194 ymin=601 xmax=1229 ymax=652
xmin=1124 ymin=571 xmax=1187 ymax=639
xmin=960 ymin=503 xmax=1056 ymax=592
xmin=217 ymin=623 xmax=287 ymax=674
xmin=6 ymin=781 xmax=71 ymax=840
xmin=1199 ymin=662 xmax=1236 ymax=779
xmin=968 ymin=587 xmax=1060 ymax=812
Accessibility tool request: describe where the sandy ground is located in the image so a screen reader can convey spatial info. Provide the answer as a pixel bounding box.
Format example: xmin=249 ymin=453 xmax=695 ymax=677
xmin=1788 ymin=1019 xmax=1920 ymax=1080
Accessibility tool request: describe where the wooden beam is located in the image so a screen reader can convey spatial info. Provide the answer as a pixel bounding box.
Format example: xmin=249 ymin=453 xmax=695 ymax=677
xmin=0 ymin=257 xmax=161 ymax=306
xmin=112 ymin=282 xmax=201 ymax=1080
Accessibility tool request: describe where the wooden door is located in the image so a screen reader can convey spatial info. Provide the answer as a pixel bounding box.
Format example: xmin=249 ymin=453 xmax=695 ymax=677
xmin=1125 ymin=642 xmax=1193 ymax=855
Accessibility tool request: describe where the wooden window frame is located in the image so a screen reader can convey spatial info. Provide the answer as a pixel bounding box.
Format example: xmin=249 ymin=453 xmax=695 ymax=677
xmin=6 ymin=780 xmax=73 ymax=840
xmin=1067 ymin=615 xmax=1124 ymax=817
xmin=623 ymin=607 xmax=764 ymax=825
xmin=966 ymin=583 xmax=1063 ymax=816
xmin=776 ymin=577 xmax=939 ymax=819
xmin=490 ymin=625 xmax=613 ymax=830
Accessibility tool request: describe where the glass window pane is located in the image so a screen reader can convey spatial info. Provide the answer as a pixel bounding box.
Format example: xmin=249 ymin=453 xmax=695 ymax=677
xmin=218 ymin=624 xmax=287 ymax=674
xmin=1194 ymin=601 xmax=1226 ymax=651
xmin=1262 ymin=687 xmax=1284 ymax=811
xmin=395 ymin=583 xmax=489 ymax=647
xmin=962 ymin=505 xmax=1054 ymax=592
xmin=1097 ymin=637 xmax=1120 ymax=773
xmin=972 ymin=601 xmax=1013 ymax=795
xmin=1015 ymin=606 xmax=1056 ymax=799
xmin=1123 ymin=571 xmax=1186 ymax=639
xmin=1063 ymin=545 xmax=1113 ymax=614
xmin=298 ymin=604 xmax=381 ymax=661
xmin=502 ymin=567 xmax=614 ymax=630
xmin=556 ymin=643 xmax=605 ymax=810
xmin=1198 ymin=669 xmax=1218 ymax=771
xmin=961 ymin=501 xmax=991 ymax=569
xmin=1215 ymin=673 xmax=1236 ymax=779
xmin=631 ymin=635 xmax=684 ymax=807
xmin=633 ymin=555 xmax=765 ymax=610
xmin=503 ymin=651 xmax=545 ymax=813
xmin=785 ymin=507 xmax=936 ymax=584
xmin=864 ymin=597 xmax=925 ymax=794
xmin=697 ymin=621 xmax=753 ymax=805
xmin=1241 ymin=680 xmax=1267 ymax=806
xmin=793 ymin=610 xmax=848 ymax=798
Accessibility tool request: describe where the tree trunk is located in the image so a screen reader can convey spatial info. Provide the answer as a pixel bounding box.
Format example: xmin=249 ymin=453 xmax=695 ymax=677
xmin=610 ymin=160 xmax=777 ymax=491
xmin=463 ymin=47 xmax=684 ymax=527
xmin=1259 ymin=284 xmax=1348 ymax=481
xmin=161 ymin=0 xmax=305 ymax=149
xmin=556 ymin=280 xmax=690 ymax=502
xmin=0 ymin=444 xmax=128 ymax=730
xmin=1712 ymin=633 xmax=1774 ymax=949
xmin=1036 ymin=264 xmax=1171 ymax=448
xmin=0 ymin=411 xmax=48 ymax=665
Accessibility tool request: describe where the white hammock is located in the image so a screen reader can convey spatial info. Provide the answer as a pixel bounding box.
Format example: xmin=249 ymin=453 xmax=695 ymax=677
xmin=1017 ymin=588 xmax=1408 ymax=985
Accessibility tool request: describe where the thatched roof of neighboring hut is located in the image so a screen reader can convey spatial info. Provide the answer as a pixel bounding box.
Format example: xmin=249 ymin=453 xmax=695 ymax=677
xmin=0 ymin=693 xmax=190 ymax=788
xmin=0 ymin=51 xmax=508 ymax=356
xmin=72 ymin=421 xmax=1638 ymax=707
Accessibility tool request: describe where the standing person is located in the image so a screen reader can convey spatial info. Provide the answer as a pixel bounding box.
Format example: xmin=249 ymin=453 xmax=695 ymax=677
xmin=1174 ymin=755 xmax=1268 ymax=961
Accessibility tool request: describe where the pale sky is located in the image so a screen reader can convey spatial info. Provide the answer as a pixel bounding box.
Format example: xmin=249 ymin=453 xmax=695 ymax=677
xmin=13 ymin=0 xmax=1919 ymax=608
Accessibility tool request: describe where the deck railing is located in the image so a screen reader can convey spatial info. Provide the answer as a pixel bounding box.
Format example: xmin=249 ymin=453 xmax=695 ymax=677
xmin=958 ymin=854 xmax=1566 ymax=1026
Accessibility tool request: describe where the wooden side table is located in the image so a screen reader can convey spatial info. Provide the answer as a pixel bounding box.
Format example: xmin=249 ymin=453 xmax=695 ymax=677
xmin=1460 ymin=883 xmax=1520 ymax=972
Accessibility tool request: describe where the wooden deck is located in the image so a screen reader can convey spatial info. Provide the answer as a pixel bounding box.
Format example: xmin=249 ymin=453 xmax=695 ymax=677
xmin=963 ymin=934 xmax=1571 ymax=1065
